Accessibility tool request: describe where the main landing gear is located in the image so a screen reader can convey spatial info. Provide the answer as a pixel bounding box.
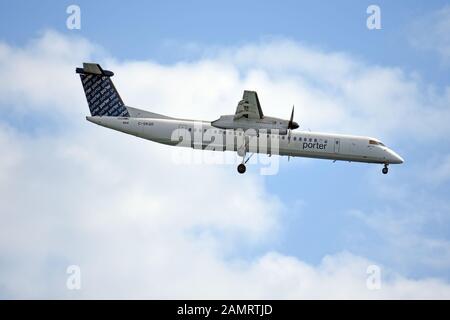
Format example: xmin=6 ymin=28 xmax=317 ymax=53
xmin=237 ymin=153 xmax=254 ymax=174
xmin=237 ymin=163 xmax=246 ymax=174
xmin=382 ymin=164 xmax=389 ymax=175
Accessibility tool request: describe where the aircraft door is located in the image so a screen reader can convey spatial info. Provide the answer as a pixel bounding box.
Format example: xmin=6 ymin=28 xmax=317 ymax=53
xmin=334 ymin=138 xmax=340 ymax=153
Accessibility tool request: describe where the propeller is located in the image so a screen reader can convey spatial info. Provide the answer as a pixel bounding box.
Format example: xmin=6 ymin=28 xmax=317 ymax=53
xmin=288 ymin=105 xmax=299 ymax=142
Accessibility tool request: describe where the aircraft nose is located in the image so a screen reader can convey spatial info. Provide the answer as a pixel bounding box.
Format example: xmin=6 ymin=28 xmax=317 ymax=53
xmin=387 ymin=149 xmax=404 ymax=164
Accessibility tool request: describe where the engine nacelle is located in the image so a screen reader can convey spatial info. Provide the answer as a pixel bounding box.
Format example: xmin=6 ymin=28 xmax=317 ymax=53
xmin=211 ymin=115 xmax=294 ymax=135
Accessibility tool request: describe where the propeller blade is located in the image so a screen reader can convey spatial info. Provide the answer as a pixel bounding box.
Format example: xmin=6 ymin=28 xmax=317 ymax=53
xmin=288 ymin=105 xmax=295 ymax=143
xmin=288 ymin=105 xmax=299 ymax=130
xmin=288 ymin=105 xmax=294 ymax=128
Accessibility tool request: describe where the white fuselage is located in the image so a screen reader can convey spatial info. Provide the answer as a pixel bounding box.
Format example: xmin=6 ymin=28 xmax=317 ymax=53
xmin=86 ymin=116 xmax=404 ymax=165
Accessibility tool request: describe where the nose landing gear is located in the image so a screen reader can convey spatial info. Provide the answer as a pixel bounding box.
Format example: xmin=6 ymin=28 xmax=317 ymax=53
xmin=382 ymin=164 xmax=389 ymax=175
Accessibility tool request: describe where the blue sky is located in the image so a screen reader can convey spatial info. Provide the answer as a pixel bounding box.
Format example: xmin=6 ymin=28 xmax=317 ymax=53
xmin=1 ymin=1 xmax=450 ymax=298
xmin=2 ymin=0 xmax=448 ymax=82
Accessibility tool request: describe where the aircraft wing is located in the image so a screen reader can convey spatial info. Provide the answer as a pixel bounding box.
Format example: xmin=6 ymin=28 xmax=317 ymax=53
xmin=234 ymin=90 xmax=264 ymax=120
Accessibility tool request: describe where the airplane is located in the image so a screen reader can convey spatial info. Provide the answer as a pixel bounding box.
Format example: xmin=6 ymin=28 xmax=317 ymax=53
xmin=76 ymin=62 xmax=404 ymax=174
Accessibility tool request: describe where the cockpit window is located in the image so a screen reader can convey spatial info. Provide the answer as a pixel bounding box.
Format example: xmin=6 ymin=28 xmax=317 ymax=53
xmin=369 ymin=140 xmax=385 ymax=146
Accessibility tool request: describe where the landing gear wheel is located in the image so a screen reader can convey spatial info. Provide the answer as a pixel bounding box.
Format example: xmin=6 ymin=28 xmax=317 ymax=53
xmin=237 ymin=163 xmax=246 ymax=174
xmin=382 ymin=166 xmax=389 ymax=175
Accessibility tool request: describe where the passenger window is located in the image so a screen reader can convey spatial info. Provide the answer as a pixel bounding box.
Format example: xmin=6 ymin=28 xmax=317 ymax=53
xmin=314 ymin=139 xmax=317 ymax=142
xmin=309 ymin=138 xmax=312 ymax=142
xmin=294 ymin=137 xmax=297 ymax=141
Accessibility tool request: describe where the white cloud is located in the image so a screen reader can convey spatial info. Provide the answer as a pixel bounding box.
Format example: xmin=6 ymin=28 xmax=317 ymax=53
xmin=0 ymin=31 xmax=450 ymax=299
xmin=2 ymin=32 xmax=449 ymax=141
xmin=0 ymin=31 xmax=96 ymax=117
xmin=107 ymin=38 xmax=450 ymax=142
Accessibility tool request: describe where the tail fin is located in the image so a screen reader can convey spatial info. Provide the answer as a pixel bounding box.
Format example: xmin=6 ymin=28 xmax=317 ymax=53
xmin=76 ymin=63 xmax=129 ymax=117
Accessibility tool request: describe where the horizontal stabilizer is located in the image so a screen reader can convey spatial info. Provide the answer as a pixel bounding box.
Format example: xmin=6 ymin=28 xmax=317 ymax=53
xmin=76 ymin=63 xmax=114 ymax=76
